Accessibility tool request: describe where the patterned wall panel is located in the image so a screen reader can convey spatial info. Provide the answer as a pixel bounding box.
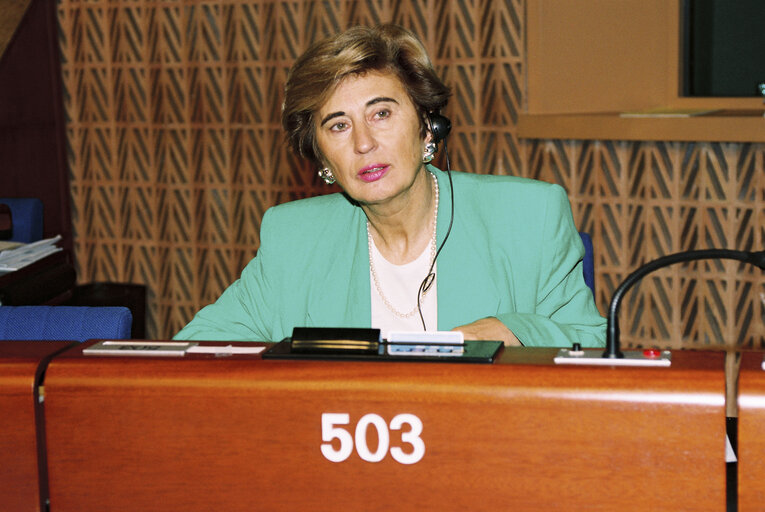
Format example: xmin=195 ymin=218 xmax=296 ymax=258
xmin=526 ymin=140 xmax=765 ymax=349
xmin=58 ymin=0 xmax=763 ymax=347
xmin=58 ymin=0 xmax=526 ymax=339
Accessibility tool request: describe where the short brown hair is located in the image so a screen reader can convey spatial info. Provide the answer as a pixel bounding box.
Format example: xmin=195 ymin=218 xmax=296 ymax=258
xmin=281 ymin=24 xmax=450 ymax=167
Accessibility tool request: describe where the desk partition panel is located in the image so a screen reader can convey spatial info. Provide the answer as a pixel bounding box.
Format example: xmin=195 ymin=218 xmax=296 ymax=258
xmin=736 ymin=352 xmax=765 ymax=511
xmin=41 ymin=344 xmax=726 ymax=511
xmin=0 ymin=340 xmax=75 ymax=512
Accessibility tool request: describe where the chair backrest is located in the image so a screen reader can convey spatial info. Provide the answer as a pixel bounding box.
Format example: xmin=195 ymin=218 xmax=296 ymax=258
xmin=0 ymin=198 xmax=43 ymax=243
xmin=579 ymin=232 xmax=595 ymax=297
xmin=0 ymin=306 xmax=132 ymax=342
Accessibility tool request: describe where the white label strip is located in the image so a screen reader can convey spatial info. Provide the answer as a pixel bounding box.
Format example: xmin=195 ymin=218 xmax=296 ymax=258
xmin=387 ymin=331 xmax=464 ymax=345
xmin=186 ymin=344 xmax=265 ymax=355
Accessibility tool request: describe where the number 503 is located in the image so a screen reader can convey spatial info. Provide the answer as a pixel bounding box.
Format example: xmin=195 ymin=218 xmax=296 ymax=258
xmin=320 ymin=413 xmax=425 ymax=465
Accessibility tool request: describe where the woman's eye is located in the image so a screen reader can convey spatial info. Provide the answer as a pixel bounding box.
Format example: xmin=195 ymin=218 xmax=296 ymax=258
xmin=329 ymin=121 xmax=348 ymax=132
xmin=374 ymin=109 xmax=391 ymax=120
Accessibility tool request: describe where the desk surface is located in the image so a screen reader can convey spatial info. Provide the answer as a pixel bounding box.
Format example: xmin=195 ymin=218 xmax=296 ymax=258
xmin=41 ymin=344 xmax=727 ymax=511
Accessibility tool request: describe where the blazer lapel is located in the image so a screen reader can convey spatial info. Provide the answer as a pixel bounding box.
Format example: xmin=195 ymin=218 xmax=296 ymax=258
xmin=304 ymin=207 xmax=371 ymax=329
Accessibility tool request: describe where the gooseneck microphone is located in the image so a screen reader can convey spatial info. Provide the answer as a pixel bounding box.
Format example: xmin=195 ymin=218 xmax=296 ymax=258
xmin=604 ymin=248 xmax=765 ymax=359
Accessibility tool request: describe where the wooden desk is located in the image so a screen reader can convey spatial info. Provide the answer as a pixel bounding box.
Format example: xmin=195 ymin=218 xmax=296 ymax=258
xmin=0 ymin=340 xmax=75 ymax=512
xmin=736 ymin=351 xmax=765 ymax=511
xmin=43 ymin=345 xmax=726 ymax=511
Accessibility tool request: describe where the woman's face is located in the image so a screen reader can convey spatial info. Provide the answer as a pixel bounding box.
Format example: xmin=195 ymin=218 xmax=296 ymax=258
xmin=315 ymin=70 xmax=430 ymax=208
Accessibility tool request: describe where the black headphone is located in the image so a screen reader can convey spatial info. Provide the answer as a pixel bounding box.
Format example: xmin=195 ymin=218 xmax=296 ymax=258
xmin=428 ymin=113 xmax=452 ymax=143
xmin=417 ymin=111 xmax=454 ymax=331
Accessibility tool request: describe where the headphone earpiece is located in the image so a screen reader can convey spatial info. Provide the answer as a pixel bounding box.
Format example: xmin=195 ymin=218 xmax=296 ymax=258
xmin=428 ymin=113 xmax=452 ymax=144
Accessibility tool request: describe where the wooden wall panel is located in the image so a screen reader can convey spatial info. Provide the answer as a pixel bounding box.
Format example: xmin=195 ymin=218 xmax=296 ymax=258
xmin=526 ymin=140 xmax=765 ymax=349
xmin=57 ymin=0 xmax=764 ymax=347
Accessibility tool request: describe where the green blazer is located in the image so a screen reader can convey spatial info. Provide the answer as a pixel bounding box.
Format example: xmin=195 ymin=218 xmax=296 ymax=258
xmin=174 ymin=167 xmax=606 ymax=347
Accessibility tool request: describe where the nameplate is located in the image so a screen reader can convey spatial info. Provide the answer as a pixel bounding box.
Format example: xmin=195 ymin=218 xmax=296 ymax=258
xmin=83 ymin=341 xmax=197 ymax=357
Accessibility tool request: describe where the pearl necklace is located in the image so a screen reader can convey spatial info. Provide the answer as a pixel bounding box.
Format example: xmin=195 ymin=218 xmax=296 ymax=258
xmin=368 ymin=172 xmax=438 ymax=318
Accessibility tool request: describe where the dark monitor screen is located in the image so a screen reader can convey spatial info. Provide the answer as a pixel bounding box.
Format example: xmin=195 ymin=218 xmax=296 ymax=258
xmin=683 ymin=0 xmax=765 ymax=97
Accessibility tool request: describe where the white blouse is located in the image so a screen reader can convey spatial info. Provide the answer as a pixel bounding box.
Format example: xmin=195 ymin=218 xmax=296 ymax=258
xmin=369 ymin=236 xmax=438 ymax=340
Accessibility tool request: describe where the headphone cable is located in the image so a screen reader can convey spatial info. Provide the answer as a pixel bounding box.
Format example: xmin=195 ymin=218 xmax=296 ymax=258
xmin=418 ymin=137 xmax=454 ymax=330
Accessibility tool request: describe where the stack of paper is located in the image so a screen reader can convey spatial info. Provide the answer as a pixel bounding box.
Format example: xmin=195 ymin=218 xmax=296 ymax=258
xmin=0 ymin=235 xmax=62 ymax=272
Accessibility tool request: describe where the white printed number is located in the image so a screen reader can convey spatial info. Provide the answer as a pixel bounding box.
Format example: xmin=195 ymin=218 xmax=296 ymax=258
xmin=320 ymin=413 xmax=425 ymax=464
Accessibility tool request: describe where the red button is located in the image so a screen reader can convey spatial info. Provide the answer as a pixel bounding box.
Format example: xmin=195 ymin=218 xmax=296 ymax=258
xmin=643 ymin=348 xmax=661 ymax=359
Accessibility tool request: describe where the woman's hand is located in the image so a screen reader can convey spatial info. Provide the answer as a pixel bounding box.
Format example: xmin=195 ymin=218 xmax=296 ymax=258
xmin=452 ymin=317 xmax=522 ymax=346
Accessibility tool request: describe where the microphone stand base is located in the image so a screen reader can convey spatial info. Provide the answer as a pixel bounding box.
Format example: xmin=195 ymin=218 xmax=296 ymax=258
xmin=554 ymin=348 xmax=672 ymax=367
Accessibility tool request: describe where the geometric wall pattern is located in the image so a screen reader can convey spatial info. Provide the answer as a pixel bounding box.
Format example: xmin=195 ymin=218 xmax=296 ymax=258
xmin=528 ymin=140 xmax=765 ymax=350
xmin=57 ymin=0 xmax=764 ymax=347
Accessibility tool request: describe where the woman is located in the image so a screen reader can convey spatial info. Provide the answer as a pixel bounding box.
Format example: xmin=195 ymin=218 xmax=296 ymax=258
xmin=174 ymin=24 xmax=605 ymax=347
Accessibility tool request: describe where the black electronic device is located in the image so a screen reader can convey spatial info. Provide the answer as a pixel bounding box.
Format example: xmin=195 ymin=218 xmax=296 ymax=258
xmin=263 ymin=327 xmax=502 ymax=363
xmin=290 ymin=327 xmax=381 ymax=354
xmin=264 ymin=337 xmax=502 ymax=364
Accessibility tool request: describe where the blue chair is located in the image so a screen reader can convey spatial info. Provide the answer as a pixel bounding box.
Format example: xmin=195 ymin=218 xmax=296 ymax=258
xmin=0 ymin=306 xmax=132 ymax=342
xmin=579 ymin=232 xmax=595 ymax=297
xmin=0 ymin=198 xmax=44 ymax=243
